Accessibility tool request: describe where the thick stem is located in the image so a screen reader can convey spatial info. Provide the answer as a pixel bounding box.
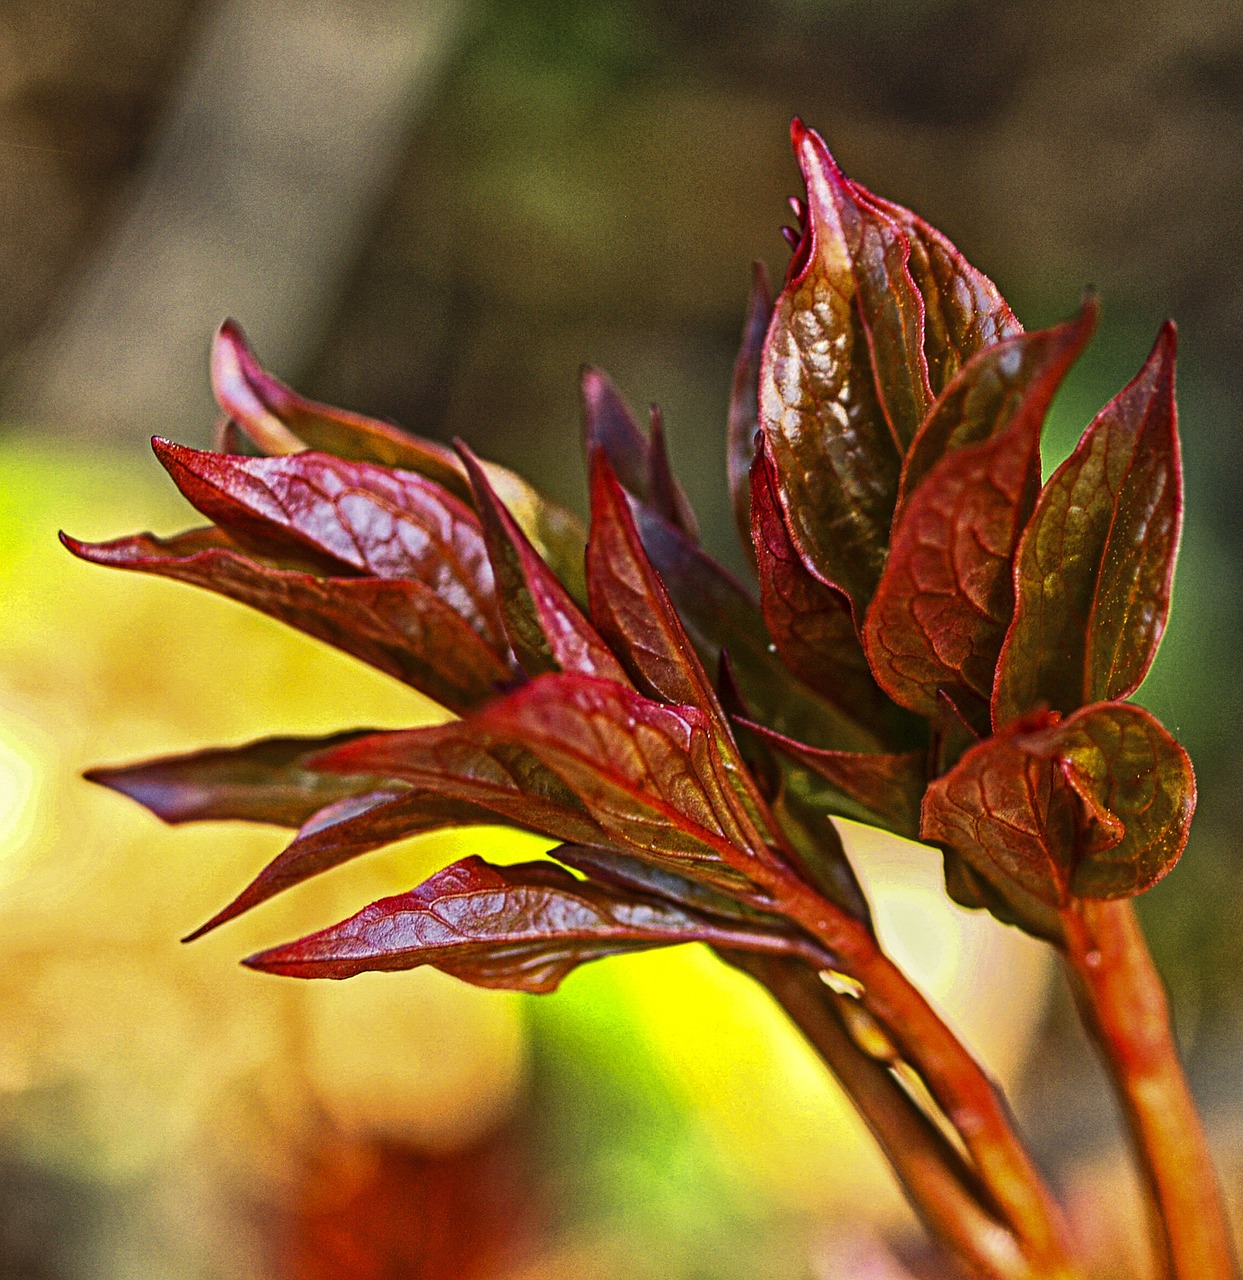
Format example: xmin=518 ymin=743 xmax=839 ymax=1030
xmin=1061 ymin=898 xmax=1238 ymax=1280
xmin=731 ymin=951 xmax=1032 ymax=1279
xmin=845 ymin=937 xmax=1080 ymax=1280
xmin=764 ymin=869 xmax=1080 ymax=1278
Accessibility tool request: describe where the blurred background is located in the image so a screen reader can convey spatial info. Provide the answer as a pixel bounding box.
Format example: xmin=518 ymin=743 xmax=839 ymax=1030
xmin=0 ymin=0 xmax=1241 ymax=1275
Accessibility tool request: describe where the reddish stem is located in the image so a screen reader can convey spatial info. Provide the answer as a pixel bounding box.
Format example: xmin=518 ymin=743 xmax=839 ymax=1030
xmin=733 ymin=952 xmax=1032 ymax=1279
xmin=763 ymin=867 xmax=1080 ymax=1278
xmin=1061 ymin=898 xmax=1238 ymax=1280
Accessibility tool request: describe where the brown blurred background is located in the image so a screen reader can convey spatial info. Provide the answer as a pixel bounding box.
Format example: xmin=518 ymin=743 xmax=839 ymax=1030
xmin=1 ymin=1 xmax=1242 ymax=1276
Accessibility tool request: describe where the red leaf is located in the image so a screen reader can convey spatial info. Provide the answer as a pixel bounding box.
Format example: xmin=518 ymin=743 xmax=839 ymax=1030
xmin=243 ymin=856 xmax=821 ymax=987
xmin=750 ymin=437 xmax=887 ymax=727
xmin=458 ymin=444 xmax=628 ymax=684
xmin=61 ymin=530 xmax=513 ymax=714
xmin=312 ymin=720 xmax=607 ymax=849
xmin=186 ymin=787 xmax=502 ymax=940
xmin=921 ymin=703 xmax=1195 ymax=907
xmin=83 ymin=730 xmax=382 ymax=827
xmin=631 ymin=504 xmax=882 ymax=754
xmin=994 ymin=324 xmax=1182 ymax=726
xmin=857 ymin=189 xmax=1022 ymax=397
xmin=151 ymin=441 xmax=510 ymax=653
xmin=580 ymin=367 xmax=698 ymax=538
xmin=478 ymin=673 xmax=773 ymax=891
xmin=213 ymin=323 xmax=590 ymax=596
xmin=727 ymin=262 xmax=774 ymax=570
xmin=738 ymin=720 xmax=926 ymax=840
xmin=898 ymin=303 xmax=1097 ymax=518
xmin=585 ymin=452 xmax=719 ymax=713
xmin=759 ymin=128 xmax=901 ymax=613
xmin=863 ymin=308 xmax=1096 ymax=729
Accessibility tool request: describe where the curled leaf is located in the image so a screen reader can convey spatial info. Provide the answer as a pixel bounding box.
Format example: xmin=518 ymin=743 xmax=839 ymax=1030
xmin=994 ymin=324 xmax=1181 ymax=726
xmin=243 ymin=856 xmax=825 ymax=987
xmin=921 ymin=702 xmax=1194 ymax=907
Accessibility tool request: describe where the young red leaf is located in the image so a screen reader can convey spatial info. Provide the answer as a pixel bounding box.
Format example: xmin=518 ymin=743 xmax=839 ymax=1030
xmin=898 ymin=304 xmax=1098 ymax=517
xmin=312 ymin=720 xmax=608 ymax=850
xmin=83 ymin=730 xmax=382 ymax=827
xmin=994 ymin=324 xmax=1181 ymax=726
xmin=243 ymin=856 xmax=827 ymax=987
xmin=152 ymin=441 xmax=509 ymax=650
xmin=922 ymin=703 xmax=1195 ymax=908
xmin=457 ymin=443 xmax=629 ymax=684
xmin=477 ymin=673 xmax=773 ymax=891
xmin=631 ymin=504 xmax=882 ymax=754
xmin=863 ymin=308 xmax=1096 ymax=731
xmin=214 ymin=324 xmax=590 ymax=597
xmin=727 ymin=262 xmax=774 ymax=570
xmin=750 ymin=436 xmax=888 ymax=727
xmin=738 ymin=720 xmax=926 ymax=840
xmin=185 ymin=787 xmax=503 ymax=940
xmin=858 ymin=189 xmax=1022 ymax=397
xmin=61 ymin=530 xmax=514 ymax=714
xmin=580 ymin=367 xmax=698 ymax=538
xmin=759 ymin=127 xmax=901 ymax=614
xmin=585 ymin=452 xmax=719 ymax=713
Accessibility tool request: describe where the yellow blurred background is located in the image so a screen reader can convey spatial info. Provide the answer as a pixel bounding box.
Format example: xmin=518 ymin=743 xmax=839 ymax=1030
xmin=2 ymin=2 xmax=1242 ymax=1277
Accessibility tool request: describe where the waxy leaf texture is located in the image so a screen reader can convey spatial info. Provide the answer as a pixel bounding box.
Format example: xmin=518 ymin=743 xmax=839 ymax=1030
xmin=994 ymin=324 xmax=1182 ymax=725
xmin=922 ymin=703 xmax=1194 ymax=906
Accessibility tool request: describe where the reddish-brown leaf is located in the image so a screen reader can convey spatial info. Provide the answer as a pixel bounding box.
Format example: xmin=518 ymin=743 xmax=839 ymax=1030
xmin=759 ymin=127 xmax=902 ymax=612
xmin=585 ymin=452 xmax=718 ymax=713
xmin=922 ymin=703 xmax=1195 ymax=907
xmin=898 ymin=304 xmax=1097 ymax=517
xmin=580 ymin=367 xmax=698 ymax=538
xmin=857 ymin=188 xmax=1022 ymax=397
xmin=458 ymin=444 xmax=628 ymax=684
xmin=738 ymin=720 xmax=926 ymax=839
xmin=186 ymin=787 xmax=503 ymax=940
xmin=750 ymin=437 xmax=887 ymax=727
xmin=994 ymin=324 xmax=1182 ymax=726
xmin=863 ymin=308 xmax=1096 ymax=730
xmin=61 ymin=530 xmax=513 ymax=714
xmin=83 ymin=730 xmax=382 ymax=827
xmin=151 ymin=441 xmax=510 ymax=655
xmin=632 ymin=504 xmax=882 ymax=754
xmin=727 ymin=262 xmax=774 ymax=570
xmin=477 ymin=673 xmax=772 ymax=891
xmin=312 ymin=720 xmax=607 ymax=849
xmin=243 ymin=856 xmax=824 ymax=987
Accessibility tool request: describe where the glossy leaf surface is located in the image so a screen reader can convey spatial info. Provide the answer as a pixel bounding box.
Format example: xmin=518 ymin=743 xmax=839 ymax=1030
xmin=62 ymin=530 xmax=513 ymax=714
xmin=213 ymin=320 xmax=587 ymax=593
xmin=863 ymin=309 xmax=1095 ymax=730
xmin=313 ymin=720 xmax=607 ymax=849
xmin=750 ymin=437 xmax=885 ymax=727
xmin=478 ymin=673 xmax=770 ymax=890
xmin=244 ymin=856 xmax=817 ymax=988
xmin=459 ymin=445 xmax=628 ymax=684
xmin=84 ymin=730 xmax=381 ymax=827
xmin=994 ymin=325 xmax=1181 ymax=725
xmin=759 ymin=126 xmax=902 ymax=612
xmin=922 ymin=703 xmax=1194 ymax=906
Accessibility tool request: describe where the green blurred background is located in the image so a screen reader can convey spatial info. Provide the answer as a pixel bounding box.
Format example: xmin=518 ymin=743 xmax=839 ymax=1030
xmin=0 ymin=1 xmax=1241 ymax=1276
